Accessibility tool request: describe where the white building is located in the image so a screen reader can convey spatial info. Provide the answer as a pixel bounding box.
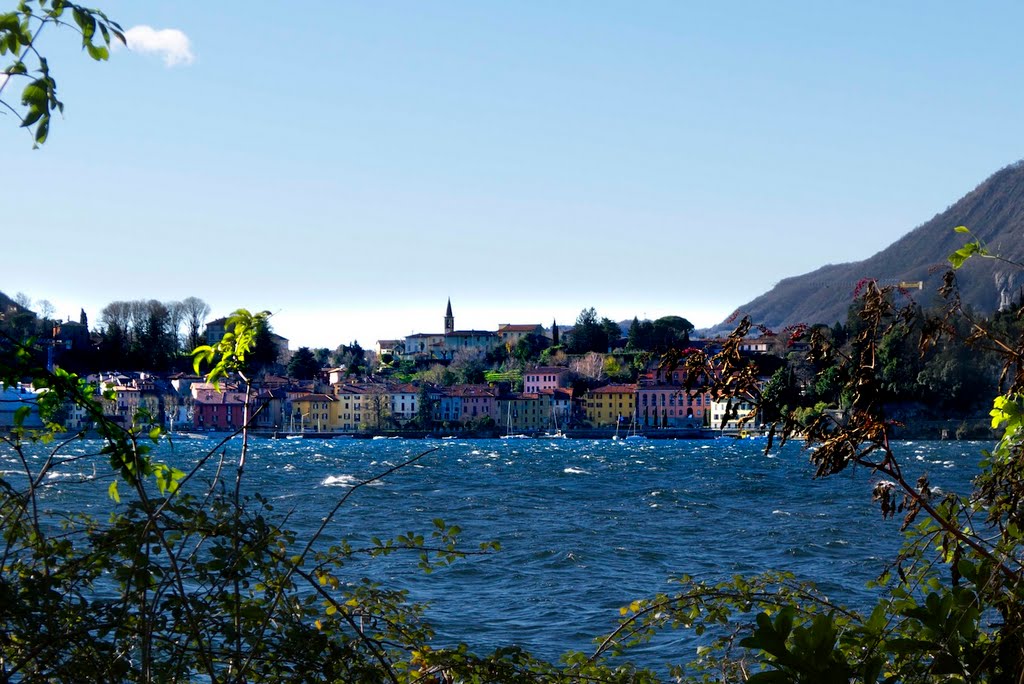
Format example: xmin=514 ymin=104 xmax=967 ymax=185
xmin=401 ymin=300 xmax=499 ymax=361
xmin=709 ymin=397 xmax=761 ymax=433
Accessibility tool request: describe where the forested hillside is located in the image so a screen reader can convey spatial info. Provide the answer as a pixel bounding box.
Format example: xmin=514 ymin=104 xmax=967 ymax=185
xmin=723 ymin=161 xmax=1024 ymax=330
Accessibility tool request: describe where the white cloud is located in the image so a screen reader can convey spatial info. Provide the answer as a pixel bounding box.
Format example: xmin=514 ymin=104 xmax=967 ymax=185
xmin=123 ymin=25 xmax=195 ymax=67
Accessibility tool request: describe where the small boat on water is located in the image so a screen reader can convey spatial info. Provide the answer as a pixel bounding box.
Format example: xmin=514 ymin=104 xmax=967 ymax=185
xmin=502 ymin=403 xmax=530 ymax=439
xmin=624 ymin=410 xmax=646 ymax=441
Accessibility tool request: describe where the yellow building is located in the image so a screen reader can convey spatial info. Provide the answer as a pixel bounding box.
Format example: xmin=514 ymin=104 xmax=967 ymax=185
xmin=496 ymin=393 xmax=547 ymax=434
xmin=344 ymin=383 xmax=392 ymax=431
xmin=288 ymin=393 xmax=336 ymax=433
xmin=583 ymin=384 xmax=637 ymax=428
xmin=332 ymin=384 xmax=369 ymax=432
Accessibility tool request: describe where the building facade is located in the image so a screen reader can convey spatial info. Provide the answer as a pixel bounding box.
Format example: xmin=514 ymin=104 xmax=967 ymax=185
xmin=583 ymin=384 xmax=637 ymax=428
xmin=524 ymin=366 xmax=571 ymax=394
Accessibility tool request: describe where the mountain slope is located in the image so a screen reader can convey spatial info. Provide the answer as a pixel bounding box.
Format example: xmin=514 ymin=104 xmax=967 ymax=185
xmin=724 ymin=162 xmax=1024 ymax=330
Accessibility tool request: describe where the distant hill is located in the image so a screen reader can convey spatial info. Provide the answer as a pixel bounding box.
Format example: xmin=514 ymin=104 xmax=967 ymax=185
xmin=717 ymin=161 xmax=1024 ymax=332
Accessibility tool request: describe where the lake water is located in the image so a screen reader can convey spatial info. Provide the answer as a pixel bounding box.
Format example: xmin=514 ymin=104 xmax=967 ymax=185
xmin=7 ymin=435 xmax=983 ymax=667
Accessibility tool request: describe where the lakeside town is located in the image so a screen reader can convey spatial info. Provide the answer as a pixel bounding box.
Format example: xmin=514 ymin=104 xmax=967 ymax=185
xmin=1 ymin=297 xmax=767 ymax=439
xmin=7 ymin=4 xmax=1024 ymax=680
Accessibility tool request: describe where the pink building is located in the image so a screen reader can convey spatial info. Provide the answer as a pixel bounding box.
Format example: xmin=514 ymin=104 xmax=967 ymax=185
xmin=523 ymin=366 xmax=571 ymax=394
xmin=194 ymin=389 xmax=255 ymax=431
xmin=636 ymin=371 xmax=709 ymax=428
xmin=446 ymin=384 xmax=499 ymax=424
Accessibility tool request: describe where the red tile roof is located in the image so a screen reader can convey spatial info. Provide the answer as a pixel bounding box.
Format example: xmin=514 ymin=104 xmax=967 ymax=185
xmin=445 ymin=385 xmax=497 ymax=398
xmin=536 ymin=387 xmax=574 ymax=399
xmin=587 ymin=384 xmax=638 ymax=394
xmin=290 ymin=393 xmax=335 ymax=403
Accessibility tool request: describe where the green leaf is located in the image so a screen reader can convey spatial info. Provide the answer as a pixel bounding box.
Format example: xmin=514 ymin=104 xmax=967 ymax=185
xmin=19 ymin=106 xmax=44 ymax=129
xmin=1 ymin=33 xmax=16 ymax=55
xmin=956 ymin=558 xmax=977 ymax=583
xmin=13 ymin=405 xmax=29 ymax=426
xmin=0 ymin=12 xmax=20 ymax=32
xmin=990 ymin=394 xmax=1022 ymax=431
xmin=85 ymin=43 xmax=108 ymax=60
xmin=953 ymin=225 xmax=970 ymax=233
xmin=108 ymin=480 xmax=120 ymax=503
xmin=20 ymin=80 xmax=47 ymax=106
xmin=72 ymin=8 xmax=96 ymax=42
xmin=948 ymin=242 xmax=980 ymax=269
xmin=862 ymin=655 xmax=883 ymax=683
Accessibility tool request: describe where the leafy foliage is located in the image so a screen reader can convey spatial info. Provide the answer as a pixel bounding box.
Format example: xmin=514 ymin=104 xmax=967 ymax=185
xmin=1 ymin=1 xmax=123 ymax=145
xmin=0 ymin=315 xmax=536 ymax=682
xmin=191 ymin=309 xmax=271 ymax=388
xmin=566 ymin=307 xmax=608 ymax=354
xmin=331 ymin=341 xmax=366 ymax=375
xmin=512 ymin=332 xmax=551 ymax=362
xmin=642 ymin=231 xmax=1024 ymax=681
xmin=626 ymin=316 xmax=694 ymax=353
xmin=287 ymin=346 xmax=320 ymax=380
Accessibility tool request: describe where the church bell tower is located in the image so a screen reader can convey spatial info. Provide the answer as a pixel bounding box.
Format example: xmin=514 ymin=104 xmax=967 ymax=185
xmin=444 ymin=298 xmax=454 ymax=335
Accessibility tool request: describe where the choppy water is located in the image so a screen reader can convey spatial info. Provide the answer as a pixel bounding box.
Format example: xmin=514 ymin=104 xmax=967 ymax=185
xmin=4 ymin=436 xmax=983 ymax=664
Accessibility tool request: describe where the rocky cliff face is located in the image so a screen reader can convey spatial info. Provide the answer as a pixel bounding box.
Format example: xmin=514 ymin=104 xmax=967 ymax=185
xmin=721 ymin=161 xmax=1024 ymax=331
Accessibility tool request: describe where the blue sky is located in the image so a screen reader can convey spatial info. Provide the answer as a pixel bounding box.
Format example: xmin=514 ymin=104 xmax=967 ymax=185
xmin=3 ymin=2 xmax=1023 ymax=348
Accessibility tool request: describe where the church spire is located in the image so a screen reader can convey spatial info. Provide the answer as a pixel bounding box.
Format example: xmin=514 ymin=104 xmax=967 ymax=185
xmin=444 ymin=298 xmax=454 ymax=335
